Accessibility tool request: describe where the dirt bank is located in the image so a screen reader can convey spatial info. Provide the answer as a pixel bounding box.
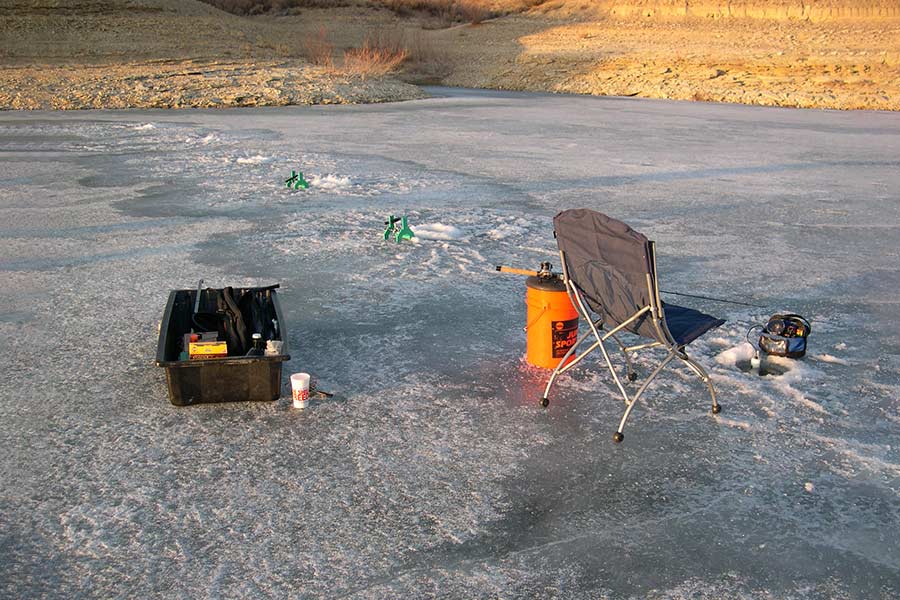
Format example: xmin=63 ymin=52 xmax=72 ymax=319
xmin=0 ymin=61 xmax=425 ymax=110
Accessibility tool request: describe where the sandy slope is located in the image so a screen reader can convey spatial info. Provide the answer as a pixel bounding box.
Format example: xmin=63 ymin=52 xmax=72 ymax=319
xmin=0 ymin=0 xmax=898 ymax=110
xmin=433 ymin=15 xmax=900 ymax=110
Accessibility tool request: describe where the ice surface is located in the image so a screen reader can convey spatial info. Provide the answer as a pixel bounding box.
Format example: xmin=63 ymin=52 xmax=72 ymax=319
xmin=1 ymin=89 xmax=899 ymax=599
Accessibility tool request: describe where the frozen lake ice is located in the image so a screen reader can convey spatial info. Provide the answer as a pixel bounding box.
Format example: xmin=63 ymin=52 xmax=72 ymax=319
xmin=1 ymin=88 xmax=899 ymax=598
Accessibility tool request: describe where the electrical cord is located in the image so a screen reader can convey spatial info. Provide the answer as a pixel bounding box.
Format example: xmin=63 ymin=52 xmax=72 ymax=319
xmin=746 ymin=324 xmax=764 ymax=351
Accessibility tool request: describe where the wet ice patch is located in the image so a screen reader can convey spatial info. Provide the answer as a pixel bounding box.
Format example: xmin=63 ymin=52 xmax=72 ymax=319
xmin=412 ymin=223 xmax=465 ymax=242
xmin=810 ymin=433 xmax=900 ymax=478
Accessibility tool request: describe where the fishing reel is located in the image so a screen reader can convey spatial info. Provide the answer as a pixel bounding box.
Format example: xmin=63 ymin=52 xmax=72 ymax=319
xmin=536 ymin=261 xmax=554 ymax=279
xmin=748 ymin=313 xmax=811 ymax=360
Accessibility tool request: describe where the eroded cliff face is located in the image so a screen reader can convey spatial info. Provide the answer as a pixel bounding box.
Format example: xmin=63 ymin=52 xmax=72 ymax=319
xmin=602 ymin=0 xmax=900 ymax=20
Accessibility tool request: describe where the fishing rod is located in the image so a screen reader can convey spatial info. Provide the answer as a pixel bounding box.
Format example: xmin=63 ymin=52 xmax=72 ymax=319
xmin=496 ymin=264 xmax=767 ymax=308
xmin=495 ymin=263 xmax=556 ymax=278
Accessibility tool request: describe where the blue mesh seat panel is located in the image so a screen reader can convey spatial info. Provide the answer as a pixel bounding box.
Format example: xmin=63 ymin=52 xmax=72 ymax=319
xmin=662 ymin=303 xmax=726 ymax=346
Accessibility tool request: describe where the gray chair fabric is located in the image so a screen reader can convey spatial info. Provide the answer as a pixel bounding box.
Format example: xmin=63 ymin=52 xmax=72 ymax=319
xmin=554 ymin=209 xmax=724 ymax=346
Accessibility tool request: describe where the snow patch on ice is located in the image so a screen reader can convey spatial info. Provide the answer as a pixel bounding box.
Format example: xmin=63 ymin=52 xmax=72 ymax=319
xmin=814 ymin=353 xmax=849 ymax=365
xmin=412 ymin=223 xmax=465 ymax=242
xmin=236 ymin=154 xmax=273 ymax=165
xmin=308 ymin=174 xmax=352 ymax=190
xmin=715 ymin=342 xmax=756 ymax=367
xmin=791 ymin=392 xmax=829 ymax=415
xmin=717 ymin=417 xmax=753 ymax=431
xmin=132 ymin=123 xmax=156 ymax=131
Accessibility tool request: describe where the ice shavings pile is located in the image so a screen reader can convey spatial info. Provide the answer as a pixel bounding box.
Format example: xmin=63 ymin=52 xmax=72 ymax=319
xmin=411 ymin=223 xmax=465 ymax=242
xmin=308 ymin=173 xmax=352 ymax=190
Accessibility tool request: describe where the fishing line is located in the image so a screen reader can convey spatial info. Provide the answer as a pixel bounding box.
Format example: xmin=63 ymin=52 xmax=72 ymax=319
xmin=658 ymin=289 xmax=768 ymax=309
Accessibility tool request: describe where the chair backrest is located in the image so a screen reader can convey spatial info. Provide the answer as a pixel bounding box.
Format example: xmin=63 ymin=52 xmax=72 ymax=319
xmin=554 ymin=209 xmax=662 ymax=341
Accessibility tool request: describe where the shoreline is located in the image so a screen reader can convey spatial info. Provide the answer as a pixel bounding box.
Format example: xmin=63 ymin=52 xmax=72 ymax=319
xmin=2 ymin=55 xmax=896 ymax=112
xmin=0 ymin=60 xmax=426 ymax=111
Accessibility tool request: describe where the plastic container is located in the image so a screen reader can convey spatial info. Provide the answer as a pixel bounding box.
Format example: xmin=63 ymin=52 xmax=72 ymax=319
xmin=525 ymin=275 xmax=579 ymax=369
xmin=155 ymin=285 xmax=290 ymax=406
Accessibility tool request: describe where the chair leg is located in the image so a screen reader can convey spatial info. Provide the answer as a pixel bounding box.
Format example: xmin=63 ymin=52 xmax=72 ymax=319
xmin=677 ymin=351 xmax=721 ymax=415
xmin=614 ymin=350 xmax=677 ymax=443
xmin=571 ymin=292 xmax=635 ymax=409
xmin=540 ymin=333 xmax=582 ymax=407
xmin=540 ymin=322 xmax=601 ymax=407
xmin=610 ymin=333 xmax=637 ymax=382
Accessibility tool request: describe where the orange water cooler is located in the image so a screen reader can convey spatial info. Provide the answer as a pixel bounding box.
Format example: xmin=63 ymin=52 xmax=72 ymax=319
xmin=524 ymin=275 xmax=579 ymax=369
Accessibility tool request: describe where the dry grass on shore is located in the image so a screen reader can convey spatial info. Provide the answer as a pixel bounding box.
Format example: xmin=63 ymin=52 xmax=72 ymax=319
xmin=303 ymin=26 xmax=410 ymax=78
xmin=301 ymin=25 xmax=449 ymax=82
xmin=343 ymin=39 xmax=409 ymax=78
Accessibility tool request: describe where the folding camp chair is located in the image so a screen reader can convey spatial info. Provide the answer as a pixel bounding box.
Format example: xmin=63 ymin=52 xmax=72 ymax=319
xmin=541 ymin=209 xmax=725 ymax=443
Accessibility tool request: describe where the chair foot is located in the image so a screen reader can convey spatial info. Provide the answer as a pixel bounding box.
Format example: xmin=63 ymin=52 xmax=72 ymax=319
xmin=540 ymin=397 xmax=549 ymax=408
xmin=627 ymin=372 xmax=638 ymax=382
xmin=613 ymin=431 xmax=624 ymax=443
xmin=712 ymin=403 xmax=722 ymax=415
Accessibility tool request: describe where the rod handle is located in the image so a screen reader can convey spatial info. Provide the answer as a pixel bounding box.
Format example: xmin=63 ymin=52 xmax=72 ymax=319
xmin=495 ymin=265 xmax=539 ymax=277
